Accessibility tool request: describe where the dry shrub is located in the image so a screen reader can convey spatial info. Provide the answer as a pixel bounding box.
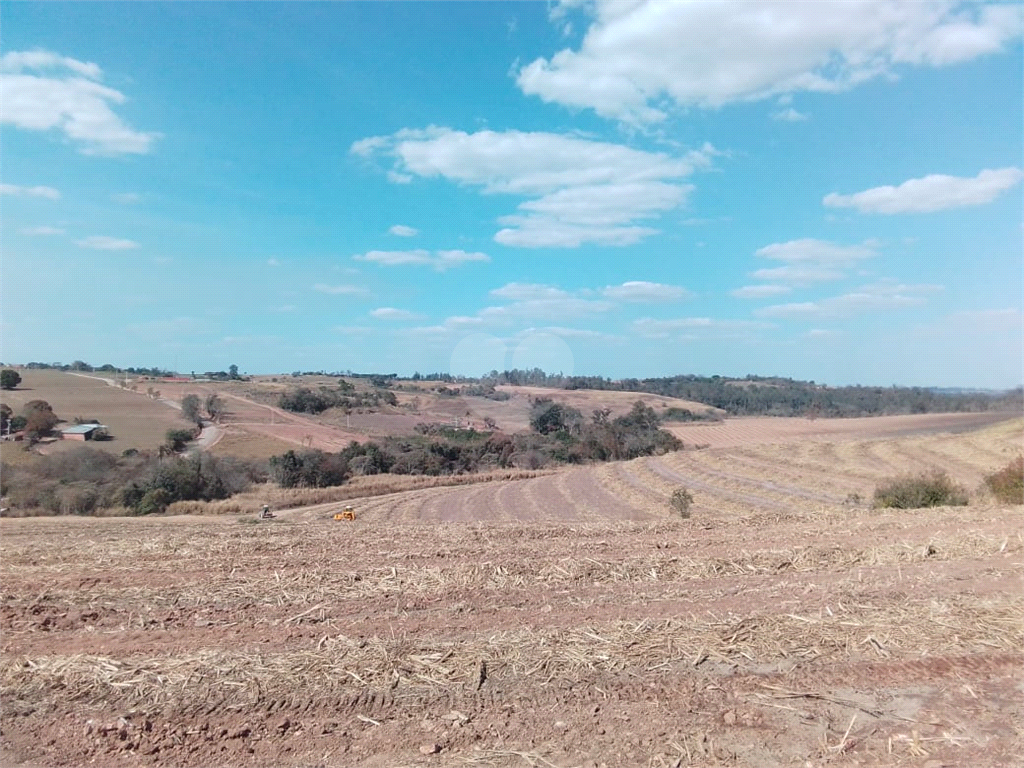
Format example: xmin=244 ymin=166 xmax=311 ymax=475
xmin=984 ymin=456 xmax=1023 ymax=504
xmin=669 ymin=487 xmax=694 ymax=518
xmin=873 ymin=469 xmax=969 ymax=509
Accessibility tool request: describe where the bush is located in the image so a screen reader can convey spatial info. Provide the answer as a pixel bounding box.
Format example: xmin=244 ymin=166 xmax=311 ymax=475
xmin=984 ymin=457 xmax=1023 ymax=504
xmin=872 ymin=470 xmax=969 ymax=509
xmin=269 ymin=449 xmax=350 ymax=488
xmin=670 ymin=487 xmax=694 ymax=518
xmin=165 ymin=428 xmax=196 ymax=452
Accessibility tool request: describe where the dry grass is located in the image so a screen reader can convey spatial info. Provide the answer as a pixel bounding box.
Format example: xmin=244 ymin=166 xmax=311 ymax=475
xmin=207 ymin=428 xmax=298 ymax=460
xmin=3 ymin=594 xmax=1018 ymax=714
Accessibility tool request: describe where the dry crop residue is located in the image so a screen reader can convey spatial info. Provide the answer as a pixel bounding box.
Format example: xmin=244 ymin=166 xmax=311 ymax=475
xmin=1 ymin=416 xmax=1022 ymax=767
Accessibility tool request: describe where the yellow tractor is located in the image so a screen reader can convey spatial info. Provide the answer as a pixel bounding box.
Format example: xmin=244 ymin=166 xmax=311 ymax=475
xmin=333 ymin=505 xmax=356 ymax=521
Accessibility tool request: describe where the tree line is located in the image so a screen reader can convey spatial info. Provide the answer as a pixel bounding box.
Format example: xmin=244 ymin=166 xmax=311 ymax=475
xmin=2 ymin=398 xmax=684 ymax=514
xmin=473 ymin=369 xmax=1019 ymax=417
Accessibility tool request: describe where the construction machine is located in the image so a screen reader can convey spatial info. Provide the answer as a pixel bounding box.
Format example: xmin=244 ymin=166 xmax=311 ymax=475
xmin=333 ymin=505 xmax=356 ymax=521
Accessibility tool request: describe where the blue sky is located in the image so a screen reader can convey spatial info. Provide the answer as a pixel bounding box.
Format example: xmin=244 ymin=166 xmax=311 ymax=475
xmin=2 ymin=1 xmax=1022 ymax=387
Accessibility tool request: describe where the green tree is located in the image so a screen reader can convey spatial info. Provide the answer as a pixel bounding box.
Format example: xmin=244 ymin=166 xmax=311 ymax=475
xmin=165 ymin=428 xmax=195 ymax=452
xmin=228 ymin=364 xmax=239 ymax=379
xmin=181 ymin=394 xmax=202 ymax=424
xmin=22 ymin=400 xmax=58 ymax=439
xmin=0 ymin=369 xmax=22 ymax=390
xmin=204 ymin=393 xmax=225 ymax=420
xmin=24 ymin=408 xmax=58 ymax=438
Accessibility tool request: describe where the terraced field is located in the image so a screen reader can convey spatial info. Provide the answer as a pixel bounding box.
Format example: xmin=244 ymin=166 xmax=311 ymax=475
xmin=293 ymin=415 xmax=1021 ymax=524
xmin=1 ymin=415 xmax=1021 ymax=768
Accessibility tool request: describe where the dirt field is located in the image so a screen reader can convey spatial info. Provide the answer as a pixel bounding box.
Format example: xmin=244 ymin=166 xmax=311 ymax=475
xmin=1 ymin=416 xmax=1021 ymax=767
xmin=0 ymin=370 xmax=194 ymax=457
xmin=665 ymin=411 xmax=1017 ymax=448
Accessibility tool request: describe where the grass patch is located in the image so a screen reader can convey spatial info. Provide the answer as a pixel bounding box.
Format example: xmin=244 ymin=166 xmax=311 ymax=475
xmin=873 ymin=469 xmax=969 ymax=509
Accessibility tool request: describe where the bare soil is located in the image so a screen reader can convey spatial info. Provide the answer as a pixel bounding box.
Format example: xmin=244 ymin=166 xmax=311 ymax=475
xmin=2 ymin=416 xmax=1021 ymax=767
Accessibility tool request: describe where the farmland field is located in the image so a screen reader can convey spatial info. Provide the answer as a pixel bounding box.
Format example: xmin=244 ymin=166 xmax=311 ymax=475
xmin=1 ymin=415 xmax=1021 ymax=767
xmin=0 ymin=370 xmax=195 ymax=456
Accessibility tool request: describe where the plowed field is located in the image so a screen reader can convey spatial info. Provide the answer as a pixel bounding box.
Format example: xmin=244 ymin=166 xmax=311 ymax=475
xmin=1 ymin=416 xmax=1021 ymax=767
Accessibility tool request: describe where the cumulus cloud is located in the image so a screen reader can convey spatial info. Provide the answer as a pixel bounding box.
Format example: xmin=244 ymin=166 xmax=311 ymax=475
xmin=755 ymin=281 xmax=941 ymax=319
xmin=1 ymin=49 xmax=159 ymax=155
xmin=350 ymin=127 xmax=715 ymax=247
xmin=600 ymin=281 xmax=691 ymax=302
xmin=353 ymin=249 xmax=490 ymax=271
xmin=751 ymin=238 xmax=877 ymax=285
xmin=388 ymin=224 xmax=419 ymax=237
xmin=0 ymin=183 xmax=60 ymax=199
xmin=517 ymin=1 xmax=1022 ymax=122
xmin=823 ymin=167 xmax=1024 ymax=213
xmin=370 ymin=307 xmax=424 ymax=320
xmin=19 ymin=225 xmax=64 ymax=236
xmin=731 ymin=284 xmax=792 ymax=299
xmin=76 ymin=235 xmax=139 ymax=250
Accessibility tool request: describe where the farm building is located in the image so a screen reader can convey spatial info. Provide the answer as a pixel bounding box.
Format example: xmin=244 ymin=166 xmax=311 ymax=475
xmin=60 ymin=424 xmax=108 ymax=441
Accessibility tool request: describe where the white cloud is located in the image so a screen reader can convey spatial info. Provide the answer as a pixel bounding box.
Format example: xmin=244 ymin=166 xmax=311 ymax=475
xmin=388 ymin=224 xmax=419 ymax=237
xmin=490 ymin=283 xmax=570 ymax=301
xmin=111 ymin=192 xmax=142 ymax=204
xmin=267 ymin=258 xmax=281 ymax=266
xmin=632 ymin=316 xmax=772 ymax=339
xmin=19 ymin=225 xmax=64 ymax=236
xmin=353 ymin=249 xmax=490 ymax=271
xmin=518 ymin=1 xmax=1022 ymax=123
xmin=313 ymin=283 xmax=370 ymax=296
xmin=0 ymin=183 xmax=60 ymax=199
xmin=1 ymin=49 xmax=159 ymax=155
xmin=756 ymin=281 xmax=942 ymax=319
xmin=481 ymin=297 xmax=613 ymax=323
xmin=436 ymin=250 xmax=490 ymax=269
xmin=355 ymin=249 xmax=432 ymax=267
xmin=731 ymin=284 xmax=792 ymax=299
xmin=772 ymin=107 xmax=808 ymax=122
xmin=518 ymin=325 xmax=622 ymax=343
xmin=601 ymin=281 xmax=691 ymax=302
xmin=823 ymin=167 xmax=1024 ymax=213
xmin=370 ymin=307 xmax=424 ymax=320
xmin=751 ymin=238 xmax=877 ymax=284
xmin=351 ymin=127 xmax=715 ymax=247
xmin=76 ymin=235 xmax=139 ymax=250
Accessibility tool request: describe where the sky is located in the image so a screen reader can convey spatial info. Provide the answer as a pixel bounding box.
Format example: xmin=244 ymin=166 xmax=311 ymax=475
xmin=1 ymin=1 xmax=1022 ymax=388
